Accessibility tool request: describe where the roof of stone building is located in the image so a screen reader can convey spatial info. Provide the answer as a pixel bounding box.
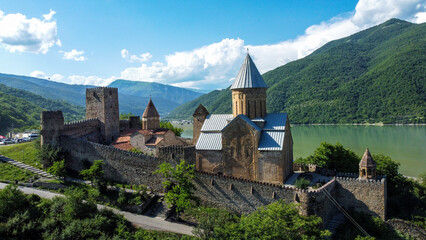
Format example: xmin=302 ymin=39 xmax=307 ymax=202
xmin=193 ymin=104 xmax=209 ymax=117
xmin=111 ymin=128 xmax=171 ymax=150
xmin=111 ymin=129 xmax=135 ymax=150
xmin=359 ymin=148 xmax=376 ymax=167
xmin=230 ymin=54 xmax=268 ymax=90
xmin=196 ymin=113 xmax=287 ymax=151
xmin=201 ymin=114 xmax=233 ymax=132
xmin=142 ymin=98 xmax=160 ymax=118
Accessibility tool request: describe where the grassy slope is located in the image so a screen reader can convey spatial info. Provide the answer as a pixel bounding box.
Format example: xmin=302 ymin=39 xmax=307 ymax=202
xmin=0 ymin=142 xmax=40 ymax=169
xmin=0 ymin=162 xmax=37 ymax=182
xmin=168 ymin=19 xmax=426 ymax=123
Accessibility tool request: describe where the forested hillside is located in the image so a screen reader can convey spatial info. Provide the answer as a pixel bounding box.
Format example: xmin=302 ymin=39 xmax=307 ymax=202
xmin=0 ymin=84 xmax=85 ymax=135
xmin=168 ymin=19 xmax=425 ymax=124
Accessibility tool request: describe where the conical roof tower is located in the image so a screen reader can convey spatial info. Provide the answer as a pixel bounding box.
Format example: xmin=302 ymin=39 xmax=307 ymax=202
xmin=231 ymin=54 xmax=268 ymax=90
xmin=142 ymin=97 xmax=160 ymax=130
xmin=359 ymin=148 xmax=377 ymax=179
xmin=231 ymin=54 xmax=268 ymax=118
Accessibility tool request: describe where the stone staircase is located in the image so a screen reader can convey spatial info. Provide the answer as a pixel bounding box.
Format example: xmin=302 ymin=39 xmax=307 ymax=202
xmin=0 ymin=154 xmax=54 ymax=178
xmin=326 ymin=213 xmax=346 ymax=235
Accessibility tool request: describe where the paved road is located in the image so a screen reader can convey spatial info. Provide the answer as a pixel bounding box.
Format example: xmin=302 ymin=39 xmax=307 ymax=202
xmin=0 ymin=183 xmax=194 ymax=236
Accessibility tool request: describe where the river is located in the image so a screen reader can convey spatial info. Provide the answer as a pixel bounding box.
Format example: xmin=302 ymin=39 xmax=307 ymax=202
xmin=179 ymin=124 xmax=425 ymax=177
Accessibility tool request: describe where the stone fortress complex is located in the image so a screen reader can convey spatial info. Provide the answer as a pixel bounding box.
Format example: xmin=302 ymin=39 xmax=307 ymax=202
xmin=40 ymin=54 xmax=387 ymax=227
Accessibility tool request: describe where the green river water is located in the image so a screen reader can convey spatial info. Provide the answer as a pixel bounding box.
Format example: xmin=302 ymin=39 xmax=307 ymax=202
xmin=180 ymin=125 xmax=426 ymax=177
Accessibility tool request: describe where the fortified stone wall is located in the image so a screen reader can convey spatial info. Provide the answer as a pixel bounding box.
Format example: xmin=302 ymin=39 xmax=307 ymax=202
xmin=61 ymin=118 xmax=100 ymax=140
xmin=59 ymin=136 xmax=386 ymax=224
xmin=119 ymin=120 xmax=130 ymax=132
xmin=335 ymin=174 xmax=387 ymax=220
xmin=193 ymin=170 xmax=296 ymax=214
xmin=157 ymin=145 xmax=196 ymax=165
xmin=61 ymin=136 xmax=167 ymax=191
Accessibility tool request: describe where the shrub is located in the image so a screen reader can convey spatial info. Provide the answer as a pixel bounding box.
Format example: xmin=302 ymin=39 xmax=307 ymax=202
xmin=295 ymin=177 xmax=310 ymax=190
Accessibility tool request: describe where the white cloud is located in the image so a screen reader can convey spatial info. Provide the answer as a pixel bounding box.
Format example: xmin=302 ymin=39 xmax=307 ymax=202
xmin=43 ymin=9 xmax=55 ymax=21
xmin=0 ymin=9 xmax=60 ymax=54
xmin=67 ymin=75 xmax=117 ymax=86
xmin=121 ymin=49 xmax=152 ymax=63
xmin=120 ymin=38 xmax=245 ymax=89
xmin=30 ymin=70 xmax=64 ymax=82
xmin=60 ymin=49 xmax=87 ymax=61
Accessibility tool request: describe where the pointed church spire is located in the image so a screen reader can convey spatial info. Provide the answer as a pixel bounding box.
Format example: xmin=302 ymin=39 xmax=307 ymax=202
xmin=142 ymin=98 xmax=160 ymax=118
xmin=359 ymin=148 xmax=376 ymax=167
xmin=231 ymin=54 xmax=268 ymax=90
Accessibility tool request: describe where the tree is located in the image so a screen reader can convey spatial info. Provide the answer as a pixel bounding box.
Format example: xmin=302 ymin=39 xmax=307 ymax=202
xmin=212 ymin=201 xmax=330 ymax=240
xmin=190 ymin=207 xmax=239 ymax=239
xmin=120 ymin=112 xmax=133 ymax=120
xmin=80 ymin=160 xmax=105 ymax=189
xmin=36 ymin=143 xmax=65 ymax=169
xmin=155 ymin=160 xmax=196 ymax=214
xmin=295 ymin=142 xmax=360 ymax=172
xmin=47 ymin=159 xmax=66 ymax=180
xmin=160 ymin=121 xmax=183 ymax=137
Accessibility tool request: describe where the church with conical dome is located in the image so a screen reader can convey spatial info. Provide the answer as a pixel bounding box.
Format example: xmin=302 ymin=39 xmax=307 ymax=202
xmin=193 ymin=54 xmax=293 ymax=184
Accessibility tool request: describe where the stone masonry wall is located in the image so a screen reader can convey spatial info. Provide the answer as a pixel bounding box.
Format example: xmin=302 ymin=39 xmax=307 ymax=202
xmin=193 ymin=171 xmax=296 ymax=214
xmin=335 ymin=175 xmax=387 ymax=220
xmin=61 ymin=118 xmax=100 ymax=140
xmin=61 ymin=136 xmax=167 ymax=191
xmin=60 ymin=136 xmax=386 ymax=225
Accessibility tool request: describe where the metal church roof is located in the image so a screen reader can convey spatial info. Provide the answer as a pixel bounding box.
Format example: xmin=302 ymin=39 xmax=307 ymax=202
xmin=201 ymin=114 xmax=233 ymax=132
xmin=263 ymin=113 xmax=287 ymax=130
xmin=258 ymin=131 xmax=285 ymax=151
xmin=230 ymin=54 xmax=268 ymax=90
xmin=196 ymin=132 xmax=222 ymax=150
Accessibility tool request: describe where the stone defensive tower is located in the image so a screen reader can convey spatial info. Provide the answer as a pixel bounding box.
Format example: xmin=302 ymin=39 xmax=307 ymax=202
xmin=193 ymin=104 xmax=209 ymax=144
xmin=142 ymin=98 xmax=160 ymax=130
xmin=40 ymin=110 xmax=64 ymax=146
xmin=231 ymin=54 xmax=268 ymax=119
xmin=359 ymin=148 xmax=377 ymax=179
xmin=86 ymin=87 xmax=120 ymax=144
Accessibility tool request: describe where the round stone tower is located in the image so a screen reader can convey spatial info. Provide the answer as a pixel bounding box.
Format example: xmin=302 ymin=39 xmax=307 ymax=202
xmin=231 ymin=54 xmax=268 ymax=119
xmin=142 ymin=98 xmax=160 ymax=130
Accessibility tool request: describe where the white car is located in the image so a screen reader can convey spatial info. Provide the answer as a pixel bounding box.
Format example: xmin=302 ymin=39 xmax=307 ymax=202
xmin=3 ymin=139 xmax=14 ymax=145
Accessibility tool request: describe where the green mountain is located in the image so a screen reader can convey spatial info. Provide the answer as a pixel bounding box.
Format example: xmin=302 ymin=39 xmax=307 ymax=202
xmin=0 ymin=84 xmax=85 ymax=135
xmin=108 ymin=80 xmax=203 ymax=105
xmin=168 ymin=19 xmax=426 ymax=124
xmin=0 ymin=74 xmax=199 ymax=116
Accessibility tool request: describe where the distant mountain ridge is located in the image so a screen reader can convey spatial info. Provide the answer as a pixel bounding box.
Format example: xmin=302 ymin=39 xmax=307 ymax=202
xmin=108 ymin=80 xmax=202 ymax=105
xmin=0 ymin=74 xmax=202 ymax=116
xmin=168 ymin=19 xmax=426 ymax=124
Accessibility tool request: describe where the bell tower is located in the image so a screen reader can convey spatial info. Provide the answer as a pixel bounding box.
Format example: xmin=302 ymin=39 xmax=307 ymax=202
xmin=142 ymin=98 xmax=160 ymax=130
xmin=359 ymin=148 xmax=377 ymax=179
xmin=231 ymin=54 xmax=268 ymax=119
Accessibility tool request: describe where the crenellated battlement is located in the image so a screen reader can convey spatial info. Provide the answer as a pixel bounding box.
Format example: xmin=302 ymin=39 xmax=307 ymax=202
xmin=86 ymin=87 xmax=118 ymax=93
xmin=64 ymin=118 xmax=98 ymax=126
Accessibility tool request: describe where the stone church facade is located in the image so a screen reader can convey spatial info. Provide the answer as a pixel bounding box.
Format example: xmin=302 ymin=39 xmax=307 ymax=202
xmin=193 ymin=54 xmax=293 ymax=184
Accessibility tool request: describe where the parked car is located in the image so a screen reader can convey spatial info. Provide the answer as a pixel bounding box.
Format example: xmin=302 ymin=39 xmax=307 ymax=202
xmin=3 ymin=139 xmax=14 ymax=145
xmin=17 ymin=139 xmax=25 ymax=143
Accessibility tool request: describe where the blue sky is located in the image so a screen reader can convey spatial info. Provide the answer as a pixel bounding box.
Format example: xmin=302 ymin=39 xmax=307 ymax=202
xmin=0 ymin=0 xmax=425 ymax=91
